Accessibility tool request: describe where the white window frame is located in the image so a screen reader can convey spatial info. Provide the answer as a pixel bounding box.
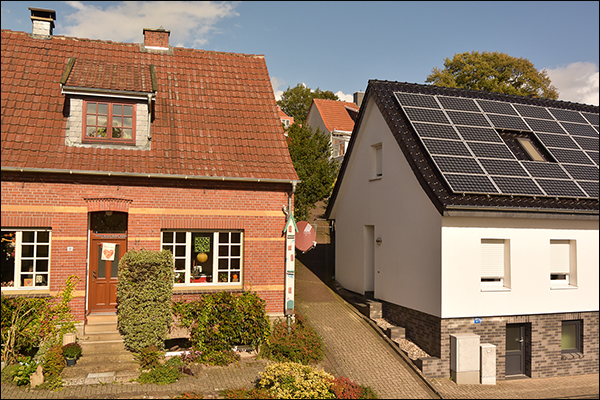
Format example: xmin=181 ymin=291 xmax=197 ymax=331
xmin=371 ymin=143 xmax=383 ymax=180
xmin=1 ymin=229 xmax=51 ymax=290
xmin=161 ymin=230 xmax=243 ymax=287
xmin=550 ymin=239 xmax=577 ymax=289
xmin=480 ymin=238 xmax=511 ymax=291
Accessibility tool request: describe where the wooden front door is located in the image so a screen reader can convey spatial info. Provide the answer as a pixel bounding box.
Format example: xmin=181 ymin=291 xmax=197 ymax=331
xmin=89 ymin=236 xmax=127 ymax=312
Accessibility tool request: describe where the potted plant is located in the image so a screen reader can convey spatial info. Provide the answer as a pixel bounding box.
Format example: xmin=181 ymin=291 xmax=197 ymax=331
xmin=62 ymin=342 xmax=82 ymax=366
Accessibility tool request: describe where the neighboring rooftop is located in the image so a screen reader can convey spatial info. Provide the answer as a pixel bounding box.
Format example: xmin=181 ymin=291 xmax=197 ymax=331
xmin=310 ymin=99 xmax=359 ymax=133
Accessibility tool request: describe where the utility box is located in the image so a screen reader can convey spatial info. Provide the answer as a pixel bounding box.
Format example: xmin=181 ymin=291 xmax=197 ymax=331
xmin=450 ymin=333 xmax=480 ymax=384
xmin=480 ymin=343 xmax=496 ymax=385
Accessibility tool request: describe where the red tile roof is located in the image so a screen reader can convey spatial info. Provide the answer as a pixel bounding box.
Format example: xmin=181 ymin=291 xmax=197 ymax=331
xmin=277 ymin=106 xmax=294 ymax=124
xmin=1 ymin=30 xmax=298 ymax=182
xmin=311 ymin=98 xmax=358 ymax=132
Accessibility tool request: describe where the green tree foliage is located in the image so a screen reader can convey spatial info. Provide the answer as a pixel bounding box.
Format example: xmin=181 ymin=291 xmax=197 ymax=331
xmin=277 ymin=83 xmax=339 ymax=123
xmin=286 ymin=123 xmax=339 ymax=222
xmin=117 ymin=249 xmax=174 ymax=353
xmin=426 ymin=51 xmax=559 ymax=99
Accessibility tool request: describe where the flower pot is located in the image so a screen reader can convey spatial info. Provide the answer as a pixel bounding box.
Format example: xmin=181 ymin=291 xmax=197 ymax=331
xmin=66 ymin=358 xmax=76 ymax=367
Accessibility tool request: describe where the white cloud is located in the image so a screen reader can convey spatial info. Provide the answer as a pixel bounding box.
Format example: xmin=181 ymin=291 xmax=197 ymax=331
xmin=271 ymin=77 xmax=286 ymax=101
xmin=335 ymin=91 xmax=353 ymax=103
xmin=61 ymin=1 xmax=239 ymax=48
xmin=545 ymin=62 xmax=599 ymax=106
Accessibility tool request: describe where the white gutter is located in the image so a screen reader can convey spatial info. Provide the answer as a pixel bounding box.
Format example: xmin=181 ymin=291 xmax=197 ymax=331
xmin=61 ymin=85 xmax=155 ymax=101
xmin=2 ymin=166 xmax=301 ymax=186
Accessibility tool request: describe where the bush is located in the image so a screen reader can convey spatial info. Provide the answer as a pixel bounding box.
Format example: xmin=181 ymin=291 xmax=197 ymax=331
xmin=11 ymin=356 xmax=38 ymax=387
xmin=42 ymin=344 xmax=65 ymax=390
xmin=135 ymin=345 xmax=163 ymax=370
xmin=137 ymin=364 xmax=180 ymax=385
xmin=1 ymin=297 xmax=46 ymax=364
xmin=117 ymin=249 xmax=174 ymax=353
xmin=260 ymin=314 xmax=324 ymax=365
xmin=62 ymin=342 xmax=82 ymax=360
xmin=173 ymin=291 xmax=270 ymax=365
xmin=329 ymin=376 xmax=378 ymax=399
xmin=221 ymin=387 xmax=277 ymax=399
xmin=257 ymin=361 xmax=335 ymax=399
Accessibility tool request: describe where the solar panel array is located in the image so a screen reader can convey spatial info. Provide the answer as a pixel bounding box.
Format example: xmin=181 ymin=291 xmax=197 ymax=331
xmin=394 ymin=92 xmax=599 ymax=199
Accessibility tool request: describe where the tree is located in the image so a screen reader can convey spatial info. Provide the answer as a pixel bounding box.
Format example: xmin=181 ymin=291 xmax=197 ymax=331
xmin=286 ymin=123 xmax=339 ymax=222
xmin=425 ymin=51 xmax=559 ymax=99
xmin=277 ymin=83 xmax=339 ymax=123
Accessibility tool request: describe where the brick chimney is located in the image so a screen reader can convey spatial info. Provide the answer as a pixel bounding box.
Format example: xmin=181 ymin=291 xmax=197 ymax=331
xmin=29 ymin=7 xmax=56 ymax=36
xmin=143 ymin=27 xmax=170 ymax=50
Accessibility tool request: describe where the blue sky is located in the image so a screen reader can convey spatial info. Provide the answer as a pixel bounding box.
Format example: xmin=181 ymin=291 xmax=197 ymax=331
xmin=2 ymin=1 xmax=599 ymax=105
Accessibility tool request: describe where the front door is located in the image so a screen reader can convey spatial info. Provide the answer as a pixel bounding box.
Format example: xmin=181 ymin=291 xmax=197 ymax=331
xmin=505 ymin=324 xmax=525 ymax=376
xmin=89 ymin=236 xmax=127 ymax=312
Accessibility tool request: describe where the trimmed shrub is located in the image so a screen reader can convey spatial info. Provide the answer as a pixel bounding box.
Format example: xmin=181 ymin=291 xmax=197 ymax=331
xmin=135 ymin=345 xmax=163 ymax=369
xmin=260 ymin=313 xmax=324 ymax=365
xmin=173 ymin=291 xmax=270 ymax=365
xmin=137 ymin=364 xmax=180 ymax=385
xmin=117 ymin=249 xmax=174 ymax=353
xmin=257 ymin=361 xmax=335 ymax=399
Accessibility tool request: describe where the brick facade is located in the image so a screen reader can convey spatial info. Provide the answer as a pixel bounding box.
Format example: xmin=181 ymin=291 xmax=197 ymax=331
xmin=383 ymin=301 xmax=599 ymax=380
xmin=1 ymin=171 xmax=293 ymax=322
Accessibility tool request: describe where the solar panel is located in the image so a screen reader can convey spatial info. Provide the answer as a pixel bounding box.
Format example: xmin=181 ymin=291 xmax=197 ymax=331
xmin=478 ymin=159 xmax=529 ymax=177
xmin=513 ymin=104 xmax=553 ymax=120
xmin=536 ymin=179 xmax=586 ymax=198
xmin=549 ymin=108 xmax=588 ymax=124
xmin=525 ymin=118 xmax=565 ymax=134
xmin=403 ymin=107 xmax=449 ymax=124
xmin=559 ymin=122 xmax=598 ymax=137
xmin=446 ymin=110 xmax=490 ymax=127
xmin=548 ymin=148 xmax=595 ymax=165
xmin=467 ymin=142 xmax=516 ymax=159
xmin=444 ymin=174 xmax=498 ymax=193
xmin=421 ymin=139 xmax=472 ymax=157
xmin=455 ymin=126 xmax=503 ymax=142
xmin=581 ymin=112 xmax=599 ymax=126
xmin=431 ymin=156 xmax=485 ymax=174
xmin=578 ymin=181 xmax=599 ymax=198
xmin=521 ymin=161 xmax=570 ymax=179
xmin=413 ymin=123 xmax=460 ymax=140
xmin=487 ymin=114 xmax=530 ymax=131
xmin=477 ymin=100 xmax=518 ymax=115
xmin=536 ymin=133 xmax=579 ymax=149
xmin=437 ymin=96 xmax=480 ymax=112
xmin=393 ymin=90 xmax=598 ymax=199
xmin=394 ymin=92 xmax=440 ymax=109
xmin=492 ymin=176 xmax=544 ymax=196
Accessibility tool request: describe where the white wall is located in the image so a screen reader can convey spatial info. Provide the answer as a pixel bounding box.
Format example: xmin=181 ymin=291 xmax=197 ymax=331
xmin=441 ymin=217 xmax=599 ymax=318
xmin=330 ymin=97 xmax=443 ymax=317
xmin=305 ymin=103 xmax=329 ymax=136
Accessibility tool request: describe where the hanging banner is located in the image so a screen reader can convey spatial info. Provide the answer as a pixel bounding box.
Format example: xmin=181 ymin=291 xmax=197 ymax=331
xmin=102 ymin=243 xmax=116 ymax=261
xmin=283 ymin=215 xmax=298 ymax=315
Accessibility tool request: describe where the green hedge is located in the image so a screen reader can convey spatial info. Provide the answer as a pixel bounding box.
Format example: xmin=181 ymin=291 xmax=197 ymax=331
xmin=117 ymin=249 xmax=174 ymax=353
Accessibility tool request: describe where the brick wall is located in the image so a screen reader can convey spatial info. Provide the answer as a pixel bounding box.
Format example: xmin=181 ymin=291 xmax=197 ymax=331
xmin=383 ymin=300 xmax=599 ymax=380
xmin=1 ymin=173 xmax=293 ymax=321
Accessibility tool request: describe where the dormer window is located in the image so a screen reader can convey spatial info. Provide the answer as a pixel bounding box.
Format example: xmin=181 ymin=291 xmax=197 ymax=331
xmin=84 ymin=100 xmax=136 ymax=144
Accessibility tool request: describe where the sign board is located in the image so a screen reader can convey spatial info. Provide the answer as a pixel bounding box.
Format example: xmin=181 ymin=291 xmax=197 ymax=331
xmin=295 ymin=221 xmax=316 ymax=252
xmin=474 ymin=318 xmax=482 ymax=324
xmin=283 ymin=215 xmax=298 ymax=315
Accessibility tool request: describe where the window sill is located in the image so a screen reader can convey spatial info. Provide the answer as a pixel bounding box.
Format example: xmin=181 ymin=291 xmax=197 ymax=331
xmin=561 ymin=352 xmax=584 ymax=360
xmin=369 ymin=176 xmax=383 ymax=182
xmin=480 ymin=287 xmax=511 ymax=292
xmin=0 ymin=288 xmax=51 ymax=297
xmin=550 ymin=285 xmax=578 ymax=290
xmin=173 ymin=283 xmax=243 ymax=293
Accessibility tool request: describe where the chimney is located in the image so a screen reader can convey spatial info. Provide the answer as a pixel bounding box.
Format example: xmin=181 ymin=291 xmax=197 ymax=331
xmin=29 ymin=7 xmax=56 ymax=36
xmin=143 ymin=27 xmax=170 ymax=50
xmin=353 ymin=91 xmax=365 ymax=108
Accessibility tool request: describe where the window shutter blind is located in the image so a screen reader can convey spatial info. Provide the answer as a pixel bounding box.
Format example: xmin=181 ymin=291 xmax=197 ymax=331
xmin=481 ymin=239 xmax=505 ymax=278
xmin=550 ymin=240 xmax=570 ymax=274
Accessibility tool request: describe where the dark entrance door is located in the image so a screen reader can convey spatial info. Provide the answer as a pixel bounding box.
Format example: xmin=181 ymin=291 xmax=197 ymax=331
xmin=89 ymin=236 xmax=126 ymax=312
xmin=505 ymin=324 xmax=525 ymax=376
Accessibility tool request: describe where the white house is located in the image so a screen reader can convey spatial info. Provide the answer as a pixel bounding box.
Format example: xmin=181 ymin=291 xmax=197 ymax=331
xmin=326 ymin=80 xmax=599 ymax=380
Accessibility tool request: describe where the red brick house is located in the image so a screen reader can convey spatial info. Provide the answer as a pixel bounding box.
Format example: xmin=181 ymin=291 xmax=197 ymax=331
xmin=1 ymin=8 xmax=299 ymax=333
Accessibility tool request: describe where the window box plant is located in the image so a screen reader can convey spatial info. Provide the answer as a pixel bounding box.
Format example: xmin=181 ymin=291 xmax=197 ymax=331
xmin=62 ymin=342 xmax=82 ymax=366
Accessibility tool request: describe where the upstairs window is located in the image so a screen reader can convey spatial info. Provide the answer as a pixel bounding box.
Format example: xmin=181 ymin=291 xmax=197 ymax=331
xmin=550 ymin=239 xmax=577 ymax=288
xmin=481 ymin=238 xmax=511 ymax=290
xmin=84 ymin=100 xmax=136 ymax=144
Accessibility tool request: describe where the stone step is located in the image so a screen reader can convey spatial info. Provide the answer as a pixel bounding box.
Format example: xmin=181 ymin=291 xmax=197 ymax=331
xmin=85 ymin=322 xmax=118 ymax=333
xmin=82 ymin=331 xmax=123 ymax=342
xmin=77 ymin=352 xmax=136 ymax=364
xmin=80 ymin=340 xmax=127 ymax=354
xmin=86 ymin=313 xmax=118 ymax=325
xmin=62 ymin=362 xmax=140 ymax=386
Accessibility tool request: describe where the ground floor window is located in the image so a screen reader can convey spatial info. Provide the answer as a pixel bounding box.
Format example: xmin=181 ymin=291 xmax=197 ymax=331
xmin=161 ymin=230 xmax=242 ymax=286
xmin=561 ymin=320 xmax=582 ymax=354
xmin=1 ymin=229 xmax=51 ymax=289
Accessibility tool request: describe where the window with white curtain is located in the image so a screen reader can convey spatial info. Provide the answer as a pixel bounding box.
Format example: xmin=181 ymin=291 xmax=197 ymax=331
xmin=481 ymin=238 xmax=510 ymax=290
